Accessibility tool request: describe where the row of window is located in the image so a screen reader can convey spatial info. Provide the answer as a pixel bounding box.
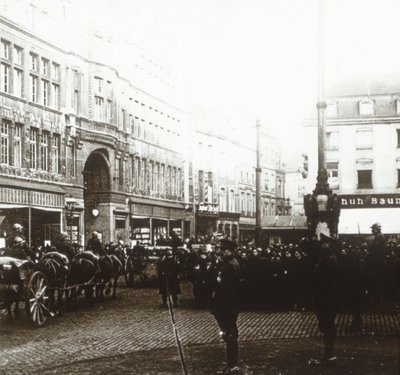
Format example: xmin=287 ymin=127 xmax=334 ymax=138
xmin=0 ymin=39 xmax=60 ymax=108
xmin=326 ymin=98 xmax=400 ymax=117
xmin=129 ymin=156 xmax=182 ymax=197
xmin=0 ymin=120 xmax=61 ymax=173
xmin=324 ymin=162 xmax=400 ymax=190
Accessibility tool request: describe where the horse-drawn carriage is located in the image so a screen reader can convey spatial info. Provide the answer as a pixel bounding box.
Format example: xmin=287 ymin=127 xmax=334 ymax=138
xmin=0 ymin=249 xmax=122 ymax=327
xmin=0 ymin=256 xmax=51 ymax=326
xmin=125 ymin=245 xmax=171 ymax=286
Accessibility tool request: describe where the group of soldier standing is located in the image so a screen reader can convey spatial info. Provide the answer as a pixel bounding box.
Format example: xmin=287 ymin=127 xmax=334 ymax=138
xmin=155 ymin=222 xmax=399 ymax=374
xmin=1 ymin=222 xmax=399 ymax=374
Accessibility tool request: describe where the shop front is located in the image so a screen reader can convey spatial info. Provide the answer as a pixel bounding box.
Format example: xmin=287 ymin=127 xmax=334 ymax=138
xmin=338 ymin=194 xmax=400 ymax=240
xmin=129 ymin=197 xmax=186 ymax=245
xmin=0 ymin=184 xmax=65 ymax=248
xmin=217 ymin=211 xmax=240 ymax=241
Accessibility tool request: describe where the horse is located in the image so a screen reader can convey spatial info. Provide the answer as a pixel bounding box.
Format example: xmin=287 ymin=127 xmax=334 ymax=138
xmin=96 ymin=254 xmax=123 ymax=299
xmin=66 ymin=252 xmax=99 ymax=307
xmin=36 ymin=252 xmax=69 ymax=316
xmin=125 ymin=252 xmax=148 ymax=286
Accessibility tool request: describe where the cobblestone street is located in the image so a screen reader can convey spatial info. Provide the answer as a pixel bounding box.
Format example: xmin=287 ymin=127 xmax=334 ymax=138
xmin=0 ymin=281 xmax=399 ymax=375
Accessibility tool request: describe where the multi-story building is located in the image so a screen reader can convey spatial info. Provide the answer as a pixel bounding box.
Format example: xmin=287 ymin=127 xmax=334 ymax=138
xmin=191 ymin=123 xmax=290 ymax=244
xmin=303 ymin=74 xmax=400 ymax=236
xmin=0 ymin=0 xmax=190 ymax=247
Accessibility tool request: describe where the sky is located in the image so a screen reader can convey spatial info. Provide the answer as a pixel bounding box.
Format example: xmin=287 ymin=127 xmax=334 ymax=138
xmin=79 ymin=0 xmax=400 ymax=163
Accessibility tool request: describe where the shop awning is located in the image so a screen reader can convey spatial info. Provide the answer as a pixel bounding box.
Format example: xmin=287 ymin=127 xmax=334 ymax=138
xmin=261 ymin=215 xmax=307 ymax=230
xmin=339 ymin=208 xmax=400 ymax=234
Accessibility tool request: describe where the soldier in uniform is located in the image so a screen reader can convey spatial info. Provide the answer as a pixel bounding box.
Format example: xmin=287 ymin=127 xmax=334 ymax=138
xmin=366 ymin=223 xmax=385 ymax=306
xmin=54 ymin=232 xmax=75 ymax=261
xmin=309 ymin=233 xmax=339 ymax=367
xmin=6 ymin=223 xmax=26 ymax=248
xmin=209 ymin=249 xmax=241 ymax=374
xmin=158 ymin=249 xmax=181 ymax=307
xmin=86 ymin=231 xmax=106 ymax=256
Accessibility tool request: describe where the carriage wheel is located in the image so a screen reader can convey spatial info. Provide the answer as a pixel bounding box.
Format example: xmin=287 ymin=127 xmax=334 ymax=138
xmin=25 ymin=271 xmax=50 ymax=327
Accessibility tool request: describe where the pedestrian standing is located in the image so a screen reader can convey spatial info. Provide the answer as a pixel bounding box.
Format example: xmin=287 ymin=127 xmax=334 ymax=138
xmin=309 ymin=233 xmax=339 ymax=367
xmin=366 ymin=223 xmax=385 ymax=306
xmin=158 ymin=249 xmax=181 ymax=307
xmin=209 ymin=249 xmax=241 ymax=374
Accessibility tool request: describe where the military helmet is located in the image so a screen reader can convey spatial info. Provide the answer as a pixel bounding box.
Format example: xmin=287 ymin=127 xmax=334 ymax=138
xmin=371 ymin=222 xmax=382 ymax=230
xmin=12 ymin=223 xmax=23 ymax=232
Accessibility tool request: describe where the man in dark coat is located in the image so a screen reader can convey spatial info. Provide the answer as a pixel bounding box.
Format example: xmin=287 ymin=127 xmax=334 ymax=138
xmin=366 ymin=223 xmax=385 ymax=305
xmin=86 ymin=231 xmax=106 ymax=256
xmin=209 ymin=249 xmax=241 ymax=374
xmin=158 ymin=249 xmax=181 ymax=307
xmin=54 ymin=233 xmax=75 ymax=261
xmin=309 ymin=233 xmax=339 ymax=367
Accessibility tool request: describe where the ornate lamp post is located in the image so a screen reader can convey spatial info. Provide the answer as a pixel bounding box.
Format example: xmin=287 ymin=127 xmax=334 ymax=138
xmin=65 ymin=197 xmax=77 ymax=245
xmin=304 ymin=0 xmax=341 ymax=238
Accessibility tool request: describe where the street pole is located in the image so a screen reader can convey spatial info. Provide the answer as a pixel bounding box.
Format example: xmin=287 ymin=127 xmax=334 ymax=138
xmin=304 ymin=0 xmax=341 ymax=238
xmin=255 ymin=119 xmax=262 ymax=247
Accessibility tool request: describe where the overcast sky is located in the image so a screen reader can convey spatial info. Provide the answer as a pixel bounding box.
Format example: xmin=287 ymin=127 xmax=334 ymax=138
xmin=80 ymin=0 xmax=400 ymax=162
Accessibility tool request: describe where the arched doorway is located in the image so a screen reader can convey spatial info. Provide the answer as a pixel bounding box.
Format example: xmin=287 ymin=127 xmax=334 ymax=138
xmin=83 ymin=149 xmax=111 ymax=242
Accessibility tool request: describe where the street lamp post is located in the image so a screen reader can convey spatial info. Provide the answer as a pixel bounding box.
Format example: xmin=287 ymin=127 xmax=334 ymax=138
xmin=255 ymin=119 xmax=262 ymax=247
xmin=65 ymin=197 xmax=77 ymax=245
xmin=304 ymin=0 xmax=341 ymax=238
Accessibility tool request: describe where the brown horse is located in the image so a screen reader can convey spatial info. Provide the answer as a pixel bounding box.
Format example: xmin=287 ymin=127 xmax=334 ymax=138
xmin=96 ymin=254 xmax=123 ymax=299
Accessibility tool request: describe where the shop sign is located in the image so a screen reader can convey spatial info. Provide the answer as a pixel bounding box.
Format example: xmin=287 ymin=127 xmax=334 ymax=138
xmin=198 ymin=204 xmax=219 ymax=214
xmin=340 ymin=194 xmax=400 ymax=208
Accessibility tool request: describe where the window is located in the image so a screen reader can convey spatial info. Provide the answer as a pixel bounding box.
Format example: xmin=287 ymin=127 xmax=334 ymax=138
xmin=30 ymin=53 xmax=38 ymax=71
xmin=397 ymin=129 xmax=400 ymax=147
xmin=357 ymin=170 xmax=372 ymax=189
xmin=40 ymin=131 xmax=49 ymax=171
xmin=94 ymin=77 xmax=103 ymax=93
xmin=229 ymin=189 xmax=235 ymax=212
xmin=121 ymin=109 xmax=126 ymax=130
xmin=219 ymin=187 xmax=226 ymax=211
xmin=154 ymin=163 xmax=159 ymax=193
xmin=327 ymin=162 xmax=339 ymax=189
xmin=1 ymin=40 xmax=10 ymax=60
xmin=30 ymin=75 xmax=38 ymax=102
xmin=0 ymin=121 xmax=9 ymax=164
xmin=160 ymin=164 xmax=165 ymax=194
xmin=41 ymin=58 xmax=49 ymax=76
xmin=13 ymin=124 xmax=22 ymax=167
xmin=95 ymin=96 xmax=104 ymax=120
xmin=356 ymin=129 xmax=373 ymax=149
xmin=52 ymin=83 xmax=59 ymax=109
xmin=29 ymin=128 xmax=38 ymax=169
xmin=0 ymin=63 xmax=10 ymax=93
xmin=106 ymin=100 xmax=112 ymax=122
xmin=397 ymin=169 xmax=400 ymax=188
xmin=73 ymin=90 xmax=79 ymax=113
xmin=326 ymin=131 xmax=339 ymax=150
xmin=13 ymin=68 xmax=22 ymax=97
xmin=51 ymin=134 xmax=60 ymax=173
xmin=42 ymin=79 xmax=49 ymax=106
xmin=240 ymin=192 xmax=245 ymax=213
xmin=52 ymin=63 xmax=60 ymax=80
xmin=13 ymin=46 xmax=23 ymax=65
xmin=68 ymin=141 xmax=76 ymax=177
xmin=326 ymin=102 xmax=338 ymax=117
xmin=359 ymin=98 xmax=374 ymax=116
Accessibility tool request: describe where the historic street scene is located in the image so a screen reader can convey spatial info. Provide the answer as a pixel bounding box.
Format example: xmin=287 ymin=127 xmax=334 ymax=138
xmin=0 ymin=0 xmax=399 ymax=374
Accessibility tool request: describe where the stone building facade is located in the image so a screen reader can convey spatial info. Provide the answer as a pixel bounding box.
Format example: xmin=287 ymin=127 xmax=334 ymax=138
xmin=303 ymin=75 xmax=400 ymax=235
xmin=0 ymin=1 xmax=190 ymax=247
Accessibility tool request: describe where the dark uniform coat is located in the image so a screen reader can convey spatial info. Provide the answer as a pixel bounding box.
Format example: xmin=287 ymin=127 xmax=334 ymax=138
xmin=158 ymin=255 xmax=181 ymax=295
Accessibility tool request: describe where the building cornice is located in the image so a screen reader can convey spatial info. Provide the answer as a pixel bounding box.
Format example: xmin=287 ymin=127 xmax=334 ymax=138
xmin=303 ymin=116 xmax=400 ymax=127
